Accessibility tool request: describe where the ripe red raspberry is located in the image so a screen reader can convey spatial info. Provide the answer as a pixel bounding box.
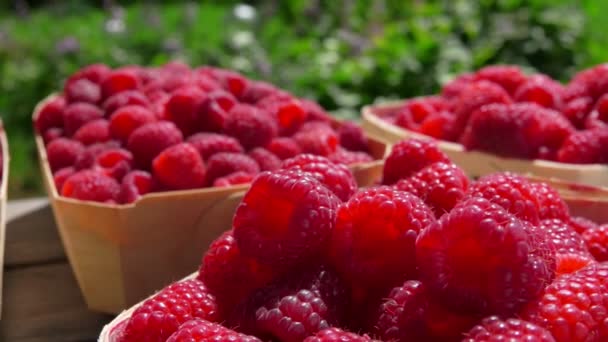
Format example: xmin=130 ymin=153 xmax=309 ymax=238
xmin=62 ymin=102 xmax=104 ymax=136
xmin=249 ymin=147 xmax=281 ymax=171
xmin=119 ymin=170 xmax=153 ymax=204
xmin=198 ymin=230 xmax=275 ymax=313
xmin=109 ymin=105 xmax=156 ymax=143
xmin=463 ymin=316 xmax=555 ymax=342
xmin=557 ymin=128 xmax=608 ymax=164
xmin=241 ymin=81 xmax=280 ymax=104
xmin=42 ymin=127 xmax=64 ymax=144
xmin=329 ymin=149 xmax=373 ymax=165
xmin=230 ymin=265 xmax=348 ymax=342
xmin=514 ymin=74 xmax=564 ymax=109
xmin=64 ymin=78 xmax=101 ymax=105
xmin=213 ymin=69 xmax=249 ymax=98
xmin=101 ymin=90 xmax=149 ymax=116
xmin=257 ymin=96 xmax=308 ymax=135
xmin=301 ymin=99 xmax=333 ymax=123
xmin=165 ymin=86 xmax=207 ymax=135
xmin=166 ymin=319 xmax=261 ymax=342
xmin=73 ymin=140 xmax=120 ymax=170
xmin=73 ymin=119 xmax=110 ymax=145
xmin=540 ymin=219 xmax=591 ymax=256
xmin=571 ymin=64 xmax=608 ymax=100
xmin=303 ymin=328 xmax=372 ymax=342
xmin=529 ymin=182 xmax=570 ymax=220
xmin=441 ymin=73 xmax=475 ymax=99
xmin=95 ymin=148 xmax=134 ymax=181
xmin=53 ymin=167 xmax=75 ymax=192
xmin=416 ymin=197 xmax=556 ymax=316
xmin=556 ymin=253 xmax=594 ymax=276
xmin=120 ymin=279 xmax=219 ymax=342
xmin=127 ymin=121 xmax=183 ymax=169
xmin=294 ymin=126 xmax=339 ymax=157
xmin=233 ymin=169 xmax=340 ymax=267
xmin=563 ymin=81 xmax=590 ymax=102
xmin=186 ymin=133 xmax=244 ymax=160
xmin=337 ymin=121 xmax=369 ymax=153
xmin=329 ymin=187 xmax=435 ymax=291
xmin=419 ymin=110 xmax=456 ymax=141
xmin=100 ymin=69 xmax=141 ymax=100
xmin=35 ymin=96 xmax=66 ymax=133
xmin=223 ymin=104 xmax=278 ymax=150
xmin=395 ymin=162 xmax=469 ymax=217
xmin=65 ymin=63 xmax=111 ymax=86
xmin=267 ymin=137 xmax=302 ymax=160
xmin=562 ymin=97 xmax=594 ymax=129
xmin=382 ymin=138 xmax=449 ymax=185
xmin=473 ymin=65 xmax=528 ymax=95
xmin=451 ymin=81 xmax=512 ymax=140
xmin=152 ymin=143 xmax=206 ymax=190
xmin=282 ymin=154 xmax=357 ymax=202
xmin=46 ymin=138 xmax=85 ymax=171
xmin=569 ymin=216 xmax=600 ymax=235
xmin=395 ymin=98 xmax=437 ymax=131
xmin=61 ymin=170 xmax=120 ymax=202
xmin=212 ymin=172 xmax=255 ymax=187
xmin=205 ymin=152 xmax=260 ymax=186
xmin=582 ymin=225 xmax=608 ymax=261
xmin=523 ymin=265 xmax=608 ymax=342
xmin=465 ymin=173 xmax=541 ymax=224
xmin=198 ymin=90 xmax=237 ymax=132
xmin=585 ymin=93 xmax=608 ymax=130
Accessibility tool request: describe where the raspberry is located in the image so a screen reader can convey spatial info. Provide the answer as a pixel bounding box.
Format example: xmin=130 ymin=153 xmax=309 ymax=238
xmin=556 ymin=253 xmax=594 ymax=276
xmin=205 ymin=152 xmax=260 ymax=186
xmin=95 ymin=148 xmax=134 ymax=181
xmin=528 ymin=183 xmax=569 ymax=221
xmin=569 ymin=216 xmax=600 ymax=235
xmin=186 ymin=133 xmax=244 ymax=160
xmin=301 ymin=99 xmax=333 ymax=123
xmin=165 ymin=86 xmax=207 ymax=135
xmin=557 ymin=128 xmax=608 ymax=164
xmin=294 ymin=127 xmax=339 ymax=157
xmin=395 ymin=98 xmax=437 ymax=131
xmin=514 ymin=74 xmax=564 ymax=109
xmin=166 ymin=319 xmax=261 ymax=342
xmin=223 ymin=104 xmax=278 ymax=150
xmin=102 ymin=90 xmax=149 ymax=116
xmin=562 ymin=97 xmax=594 ymax=129
xmin=46 ymin=138 xmax=85 ymax=171
xmin=53 ymin=167 xmax=75 ymax=192
xmin=35 ymin=96 xmax=66 ymax=133
xmin=267 ymin=137 xmax=302 ymax=160
xmin=198 ymin=231 xmax=275 ymax=313
xmin=65 ymin=64 xmax=111 ymax=86
xmin=119 ymin=170 xmax=153 ymax=204
xmin=337 ymin=121 xmax=369 ymax=152
xmin=73 ymin=140 xmax=120 ymax=170
xmin=212 ymin=172 xmax=255 ymax=187
xmin=258 ymin=97 xmax=308 ymax=135
xmin=215 ymin=69 xmax=249 ymax=98
xmin=198 ymin=90 xmax=237 ymax=132
xmin=152 ymin=143 xmax=206 ymax=190
xmin=582 ymin=225 xmax=608 ymax=261
xmin=64 ymin=78 xmax=101 ymax=104
xmin=230 ymin=265 xmax=348 ymax=342
xmin=523 ymin=265 xmax=608 ymax=342
xmin=62 ymin=102 xmax=104 ymax=136
xmin=109 ymin=105 xmax=156 ymax=143
xmin=585 ymin=93 xmax=608 ymax=130
xmin=121 ymin=279 xmax=219 ymax=342
xmin=329 ymin=187 xmax=435 ymax=291
xmin=233 ymin=169 xmax=340 ymax=267
xmin=473 ymin=65 xmax=528 ymax=95
xmin=563 ymin=82 xmax=590 ymax=102
xmin=462 ymin=316 xmax=555 ymax=342
xmin=241 ymin=81 xmax=279 ymax=104
xmin=127 ymin=121 xmax=183 ymax=169
xmin=382 ymin=138 xmax=449 ymax=185
xmin=42 ymin=128 xmax=64 ymax=144
xmin=465 ymin=173 xmax=541 ymax=224
xmin=61 ymin=170 xmax=120 ymax=202
xmin=100 ymin=69 xmax=141 ymax=100
xmin=419 ymin=110 xmax=456 ymax=140
xmin=282 ymin=154 xmax=357 ymax=202
xmin=395 ymin=162 xmax=469 ymax=217
xmin=451 ymin=81 xmax=512 ymax=140
xmin=540 ymin=219 xmax=591 ymax=256
xmin=73 ymin=119 xmax=110 ymax=145
xmin=249 ymin=147 xmax=281 ymax=171
xmin=571 ymin=64 xmax=608 ymax=99
xmin=441 ymin=73 xmax=475 ymax=99
xmin=416 ymin=197 xmax=556 ymax=316
xmin=303 ymin=328 xmax=372 ymax=342
xmin=329 ymin=149 xmax=374 ymax=165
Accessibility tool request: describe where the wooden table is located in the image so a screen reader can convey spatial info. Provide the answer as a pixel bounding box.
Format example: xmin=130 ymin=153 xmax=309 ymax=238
xmin=1 ymin=198 xmax=113 ymax=342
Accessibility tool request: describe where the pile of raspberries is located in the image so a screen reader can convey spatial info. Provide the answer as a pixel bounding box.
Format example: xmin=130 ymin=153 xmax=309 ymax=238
xmin=111 ymin=139 xmax=608 ymax=342
xmin=35 ymin=62 xmax=373 ymax=204
xmin=382 ymin=64 xmax=608 ymax=164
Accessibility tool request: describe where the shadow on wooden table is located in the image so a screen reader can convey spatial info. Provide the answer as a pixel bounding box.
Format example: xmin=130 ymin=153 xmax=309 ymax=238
xmin=1 ymin=198 xmax=112 ymax=342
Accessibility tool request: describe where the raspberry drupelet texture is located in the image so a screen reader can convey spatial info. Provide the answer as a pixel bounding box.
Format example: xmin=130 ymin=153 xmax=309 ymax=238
xmin=102 ymin=90 xmax=150 ymax=116
xmin=530 ymin=182 xmax=570 ymax=220
xmin=166 ymin=319 xmax=261 ymax=342
xmin=233 ymin=169 xmax=340 ymax=267
xmin=73 ymin=140 xmax=120 ymax=170
xmin=186 ymin=133 xmax=244 ymax=160
xmin=61 ymin=170 xmax=121 ymax=202
xmin=95 ymin=148 xmax=134 ymax=181
xmin=65 ymin=78 xmax=101 ymax=105
xmin=473 ymin=65 xmax=528 ymax=95
xmin=563 ymin=96 xmax=594 ymax=129
xmin=223 ymin=104 xmax=277 ymax=150
xmin=165 ymin=86 xmax=207 ymax=135
xmin=294 ymin=126 xmax=339 ymax=157
xmin=303 ymin=328 xmax=373 ymax=342
xmin=109 ymin=105 xmax=156 ymax=143
xmin=36 ymin=96 xmax=66 ymax=133
xmin=282 ymin=154 xmax=357 ymax=202
xmin=119 ymin=170 xmax=153 ymax=204
xmin=119 ymin=279 xmax=219 ymax=342
xmin=46 ymin=138 xmax=85 ymax=171
xmin=513 ymin=74 xmax=564 ymax=110
xmin=329 ymin=187 xmax=435 ymax=292
xmin=249 ymin=147 xmax=282 ymax=171
xmin=570 ymin=216 xmax=600 ymax=235
xmin=557 ymin=128 xmax=608 ymax=164
xmin=198 ymin=90 xmax=237 ymax=133
xmin=337 ymin=121 xmax=369 ymax=153
xmin=53 ymin=167 xmax=75 ymax=191
xmin=62 ymin=102 xmax=104 ymax=136
xmin=329 ymin=148 xmax=373 ymax=165
xmin=382 ymin=138 xmax=449 ymax=185
xmin=416 ymin=196 xmax=556 ymax=316
xmin=462 ymin=316 xmax=556 ymax=342
xmin=540 ymin=219 xmax=591 ymax=257
xmin=205 ymin=152 xmax=260 ymax=186
xmin=73 ymin=119 xmax=111 ymax=145
xmin=152 ymin=143 xmax=206 ymax=190
xmin=267 ymin=137 xmax=302 ymax=160
xmin=100 ymin=69 xmax=141 ymax=100
xmin=582 ymin=225 xmax=608 ymax=261
xmin=127 ymin=121 xmax=184 ymax=169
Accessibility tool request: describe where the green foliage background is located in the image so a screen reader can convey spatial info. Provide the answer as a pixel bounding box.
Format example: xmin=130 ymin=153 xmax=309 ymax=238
xmin=0 ymin=0 xmax=604 ymax=196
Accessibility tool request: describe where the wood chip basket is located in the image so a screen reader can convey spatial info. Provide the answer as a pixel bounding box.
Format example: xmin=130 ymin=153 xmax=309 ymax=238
xmin=34 ymin=96 xmax=389 ymax=314
xmin=0 ymin=121 xmax=9 ymax=316
xmin=362 ymin=101 xmax=608 ymax=187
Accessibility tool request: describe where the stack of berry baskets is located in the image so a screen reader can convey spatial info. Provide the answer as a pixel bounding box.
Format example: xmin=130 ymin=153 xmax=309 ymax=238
xmin=101 ymin=139 xmax=608 ymax=342
xmin=0 ymin=120 xmax=9 ymax=315
xmin=33 ymin=62 xmax=389 ymax=314
xmin=362 ymin=64 xmax=608 ymax=188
